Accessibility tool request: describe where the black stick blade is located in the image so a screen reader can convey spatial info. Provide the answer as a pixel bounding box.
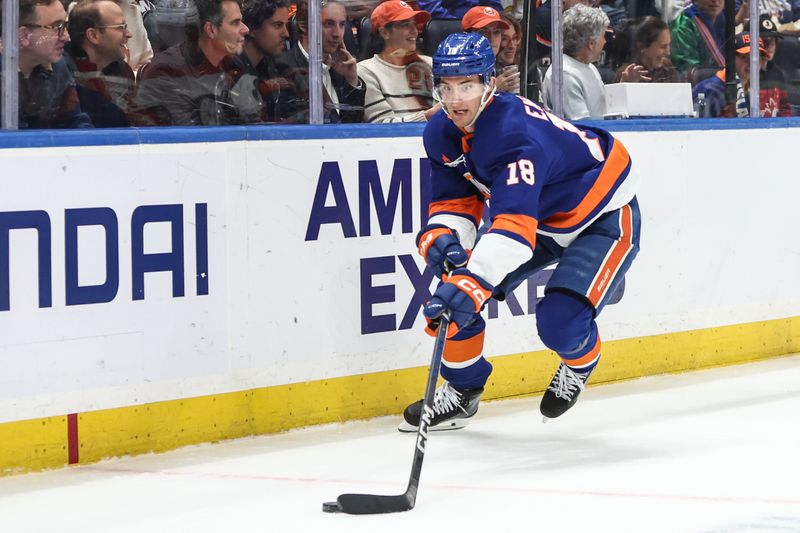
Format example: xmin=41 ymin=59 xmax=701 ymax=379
xmin=332 ymin=493 xmax=414 ymax=515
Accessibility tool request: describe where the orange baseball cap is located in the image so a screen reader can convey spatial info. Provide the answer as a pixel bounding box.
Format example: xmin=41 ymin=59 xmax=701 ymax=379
xmin=461 ymin=6 xmax=510 ymax=31
xmin=371 ymin=1 xmax=431 ymax=34
xmin=734 ymin=32 xmax=767 ymax=55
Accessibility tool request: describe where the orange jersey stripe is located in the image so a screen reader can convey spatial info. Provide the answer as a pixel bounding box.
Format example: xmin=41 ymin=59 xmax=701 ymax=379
xmin=543 ymin=140 xmax=630 ymax=230
xmin=489 ymin=213 xmax=538 ymax=249
xmin=563 ymin=335 xmax=601 ymax=367
xmin=588 ymin=204 xmax=634 ymax=307
xmin=443 ymin=330 xmax=485 ymax=364
xmin=429 ymin=197 xmax=484 ymax=224
xmin=460 ymin=133 xmax=474 ymax=154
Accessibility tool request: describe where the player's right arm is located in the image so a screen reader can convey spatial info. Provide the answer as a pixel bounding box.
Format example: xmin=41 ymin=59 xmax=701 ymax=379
xmin=418 ymin=118 xmax=485 ymax=278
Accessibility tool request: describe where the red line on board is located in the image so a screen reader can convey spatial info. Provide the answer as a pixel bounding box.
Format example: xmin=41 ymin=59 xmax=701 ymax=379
xmin=67 ymin=413 xmax=79 ymax=464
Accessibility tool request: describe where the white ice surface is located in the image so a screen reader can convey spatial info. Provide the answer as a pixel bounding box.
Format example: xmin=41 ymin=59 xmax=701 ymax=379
xmin=1 ymin=356 xmax=800 ymax=533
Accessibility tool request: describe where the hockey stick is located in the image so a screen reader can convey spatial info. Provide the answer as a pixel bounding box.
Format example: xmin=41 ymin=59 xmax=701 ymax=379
xmin=322 ymin=315 xmax=450 ymax=515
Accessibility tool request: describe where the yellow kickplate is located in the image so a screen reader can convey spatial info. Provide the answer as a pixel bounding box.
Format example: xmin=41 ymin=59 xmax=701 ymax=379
xmin=2 ymin=316 xmax=798 ymax=476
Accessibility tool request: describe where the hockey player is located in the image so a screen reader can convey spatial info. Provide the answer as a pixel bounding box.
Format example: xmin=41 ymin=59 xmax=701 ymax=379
xmin=400 ymin=32 xmax=640 ymax=431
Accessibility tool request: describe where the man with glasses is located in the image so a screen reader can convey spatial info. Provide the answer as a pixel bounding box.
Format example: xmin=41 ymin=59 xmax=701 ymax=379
xmin=13 ymin=0 xmax=92 ymax=128
xmin=134 ymin=0 xmax=251 ymax=125
xmin=67 ymin=0 xmax=136 ymax=127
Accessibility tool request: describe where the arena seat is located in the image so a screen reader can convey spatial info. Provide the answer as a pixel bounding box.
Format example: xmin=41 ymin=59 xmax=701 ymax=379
xmin=422 ymin=19 xmax=463 ymax=57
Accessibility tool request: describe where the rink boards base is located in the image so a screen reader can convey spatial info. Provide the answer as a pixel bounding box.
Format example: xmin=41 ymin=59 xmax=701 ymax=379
xmin=1 ymin=315 xmax=797 ymax=477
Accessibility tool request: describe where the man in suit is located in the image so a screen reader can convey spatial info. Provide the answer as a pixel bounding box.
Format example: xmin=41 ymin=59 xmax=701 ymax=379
xmin=275 ymin=0 xmax=365 ymax=122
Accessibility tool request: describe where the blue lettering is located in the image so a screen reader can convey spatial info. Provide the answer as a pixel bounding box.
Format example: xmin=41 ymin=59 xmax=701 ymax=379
xmin=487 ymin=289 xmax=525 ymax=319
xmin=358 ymin=159 xmax=412 ymax=236
xmin=65 ymin=207 xmax=119 ymax=306
xmin=397 ymin=254 xmax=434 ymax=330
xmin=305 ymin=162 xmax=357 ymax=241
xmin=359 ymin=257 xmax=625 ymax=335
xmin=131 ymin=205 xmax=185 ymax=301
xmin=527 ymin=269 xmax=553 ymax=312
xmin=360 ymin=256 xmax=396 ymax=334
xmin=0 ymin=210 xmax=52 ymax=311
xmin=195 ymin=203 xmax=209 ymax=296
xmin=419 ymin=158 xmax=431 ymax=226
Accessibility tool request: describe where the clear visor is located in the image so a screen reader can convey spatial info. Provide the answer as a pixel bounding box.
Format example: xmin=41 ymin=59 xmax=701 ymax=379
xmin=433 ymin=81 xmax=489 ymax=103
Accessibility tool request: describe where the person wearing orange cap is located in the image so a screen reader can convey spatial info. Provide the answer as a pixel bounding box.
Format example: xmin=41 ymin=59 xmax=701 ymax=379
xmin=461 ymin=5 xmax=508 ymax=55
xmin=356 ymin=0 xmax=442 ymax=122
xmin=743 ymin=14 xmax=792 ymax=117
xmin=691 ymin=32 xmax=786 ymax=117
xmin=461 ymin=5 xmax=518 ymax=93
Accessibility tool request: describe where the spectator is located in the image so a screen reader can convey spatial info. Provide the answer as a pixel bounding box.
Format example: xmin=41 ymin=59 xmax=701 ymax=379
xmin=275 ymin=0 xmax=366 ymax=122
xmin=416 ymin=0 xmax=503 ymax=20
xmin=67 ymin=0 xmax=137 ymax=127
xmin=670 ymin=0 xmax=725 ymax=72
xmin=357 ymin=0 xmax=438 ymax=122
xmin=134 ymin=0 xmax=250 ymax=126
xmin=142 ymin=0 xmax=199 ymax=53
xmin=462 ymin=6 xmax=508 ymax=55
xmin=67 ymin=0 xmax=153 ymax=73
xmin=239 ymin=0 xmax=294 ymax=121
xmin=613 ymin=16 xmax=682 ymax=82
xmin=534 ymin=0 xmax=599 ymax=60
xmin=17 ymin=0 xmax=93 ymax=128
xmin=692 ymin=32 xmax=782 ymax=116
xmin=542 ymin=4 xmax=609 ymax=119
xmin=496 ymin=12 xmax=521 ymax=94
xmin=120 ymin=0 xmax=154 ymax=73
xmin=743 ymin=15 xmax=792 ymax=116
xmin=462 ymin=6 xmax=518 ymax=92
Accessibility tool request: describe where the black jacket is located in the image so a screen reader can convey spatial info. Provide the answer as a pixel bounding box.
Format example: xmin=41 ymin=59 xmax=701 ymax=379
xmin=7 ymin=58 xmax=93 ymax=129
xmin=274 ymin=44 xmax=365 ymax=123
xmin=133 ymin=41 xmax=248 ymax=126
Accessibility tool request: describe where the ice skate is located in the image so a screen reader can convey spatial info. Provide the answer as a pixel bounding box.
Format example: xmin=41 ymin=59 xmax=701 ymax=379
xmin=540 ymin=362 xmax=594 ymax=419
xmin=398 ymin=381 xmax=483 ymax=432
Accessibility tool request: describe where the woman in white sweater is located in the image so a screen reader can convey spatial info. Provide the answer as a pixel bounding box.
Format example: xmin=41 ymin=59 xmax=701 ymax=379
xmin=356 ymin=0 xmax=442 ymax=123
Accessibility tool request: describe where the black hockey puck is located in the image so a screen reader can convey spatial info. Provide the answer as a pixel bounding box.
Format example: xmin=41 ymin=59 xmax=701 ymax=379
xmin=322 ymin=501 xmax=341 ymax=513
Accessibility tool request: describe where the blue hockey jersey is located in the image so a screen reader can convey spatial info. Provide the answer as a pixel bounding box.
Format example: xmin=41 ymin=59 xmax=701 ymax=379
xmin=423 ymin=92 xmax=638 ymax=286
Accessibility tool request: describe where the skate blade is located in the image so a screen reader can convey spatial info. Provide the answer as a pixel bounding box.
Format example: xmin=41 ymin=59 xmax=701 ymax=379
xmin=397 ymin=418 xmax=470 ymax=433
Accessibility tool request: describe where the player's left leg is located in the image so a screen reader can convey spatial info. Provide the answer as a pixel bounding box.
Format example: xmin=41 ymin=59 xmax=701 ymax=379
xmin=399 ymin=315 xmax=491 ymax=432
xmin=399 ymin=227 xmax=560 ymax=432
xmin=537 ymin=198 xmax=641 ymax=418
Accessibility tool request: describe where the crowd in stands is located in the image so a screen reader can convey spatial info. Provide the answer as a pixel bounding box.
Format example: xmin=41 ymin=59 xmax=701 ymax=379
xmin=3 ymin=0 xmax=800 ymax=128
